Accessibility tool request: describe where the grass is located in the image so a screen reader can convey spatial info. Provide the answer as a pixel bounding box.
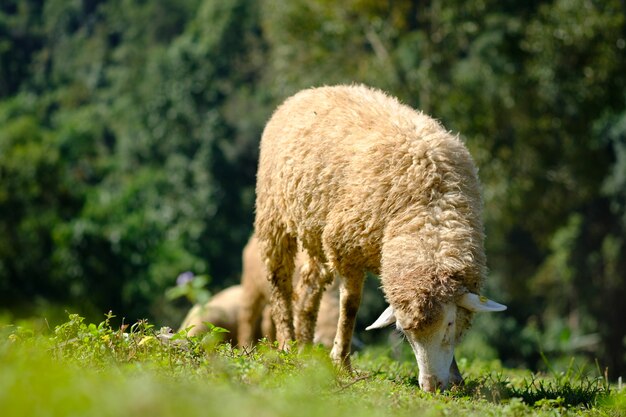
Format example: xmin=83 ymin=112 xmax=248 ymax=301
xmin=1 ymin=313 xmax=624 ymax=417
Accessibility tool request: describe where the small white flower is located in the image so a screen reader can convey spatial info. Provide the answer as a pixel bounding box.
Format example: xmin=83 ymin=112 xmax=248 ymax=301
xmin=176 ymin=271 xmax=195 ymax=286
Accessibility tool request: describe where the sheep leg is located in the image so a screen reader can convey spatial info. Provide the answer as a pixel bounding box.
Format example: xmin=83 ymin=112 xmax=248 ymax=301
xmin=261 ymin=306 xmax=276 ymax=341
xmin=330 ymin=271 xmax=364 ymax=369
xmin=269 ymin=272 xmax=296 ymax=348
xmin=238 ymin=291 xmax=265 ymax=348
xmin=293 ymin=258 xmax=333 ymax=344
xmin=264 ymin=233 xmax=297 ymax=349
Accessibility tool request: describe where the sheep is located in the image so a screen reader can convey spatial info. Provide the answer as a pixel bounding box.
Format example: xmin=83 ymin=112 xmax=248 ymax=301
xmin=180 ymin=281 xmax=339 ymax=348
xmin=254 ymin=84 xmax=507 ymax=392
xmin=180 ymin=233 xmax=339 ymax=347
xmin=179 ymin=284 xmax=246 ymax=344
xmin=238 ymin=233 xmax=340 ymax=348
xmin=237 ymin=234 xmax=272 ymax=346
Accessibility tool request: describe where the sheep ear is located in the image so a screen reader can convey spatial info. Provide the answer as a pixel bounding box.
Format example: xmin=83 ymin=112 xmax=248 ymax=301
xmin=366 ymin=305 xmax=396 ymax=330
xmin=457 ymin=292 xmax=507 ymax=312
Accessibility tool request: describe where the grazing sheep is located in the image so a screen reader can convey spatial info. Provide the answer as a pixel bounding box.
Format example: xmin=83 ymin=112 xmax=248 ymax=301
xmin=180 ymin=234 xmax=339 ymax=347
xmin=180 ymin=280 xmax=339 ymax=348
xmin=179 ymin=284 xmax=246 ymax=343
xmin=312 ymin=279 xmax=340 ymax=347
xmin=237 ymin=234 xmax=272 ymax=347
xmin=254 ymin=84 xmax=506 ymax=392
xmin=238 ymin=233 xmax=339 ymax=348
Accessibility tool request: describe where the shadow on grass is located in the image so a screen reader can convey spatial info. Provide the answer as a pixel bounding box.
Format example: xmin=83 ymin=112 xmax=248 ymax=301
xmin=369 ymin=366 xmax=610 ymax=409
xmin=452 ymin=373 xmax=610 ymax=409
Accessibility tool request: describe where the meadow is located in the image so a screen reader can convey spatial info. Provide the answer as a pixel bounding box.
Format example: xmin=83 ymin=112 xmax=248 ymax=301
xmin=1 ymin=313 xmax=624 ymax=417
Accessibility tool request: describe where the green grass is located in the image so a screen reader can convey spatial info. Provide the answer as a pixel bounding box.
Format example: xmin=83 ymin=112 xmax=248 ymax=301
xmin=1 ymin=313 xmax=624 ymax=417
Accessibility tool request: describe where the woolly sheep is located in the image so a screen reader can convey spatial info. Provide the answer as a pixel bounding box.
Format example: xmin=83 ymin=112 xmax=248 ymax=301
xmin=238 ymin=234 xmax=339 ymax=348
xmin=237 ymin=234 xmax=272 ymax=346
xmin=254 ymin=84 xmax=506 ymax=392
xmin=179 ymin=234 xmax=339 ymax=347
xmin=179 ymin=284 xmax=246 ymax=343
xmin=179 ymin=282 xmax=339 ymax=347
xmin=180 ymin=282 xmax=339 ymax=348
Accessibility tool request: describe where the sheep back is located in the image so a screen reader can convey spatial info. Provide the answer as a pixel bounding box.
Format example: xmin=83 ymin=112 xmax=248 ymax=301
xmin=179 ymin=285 xmax=243 ymax=342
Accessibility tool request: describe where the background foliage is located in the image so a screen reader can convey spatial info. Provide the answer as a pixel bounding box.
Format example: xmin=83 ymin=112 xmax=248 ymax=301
xmin=1 ymin=0 xmax=625 ymax=377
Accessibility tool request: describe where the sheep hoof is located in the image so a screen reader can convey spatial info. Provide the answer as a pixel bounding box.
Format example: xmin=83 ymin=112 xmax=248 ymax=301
xmin=330 ymin=348 xmax=353 ymax=372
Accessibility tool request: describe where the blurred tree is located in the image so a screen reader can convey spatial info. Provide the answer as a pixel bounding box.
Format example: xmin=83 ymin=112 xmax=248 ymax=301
xmin=487 ymin=0 xmax=626 ymax=375
xmin=86 ymin=0 xmax=266 ymax=320
xmin=0 ymin=94 xmax=102 ymax=309
xmin=0 ymin=1 xmax=44 ymax=97
xmin=0 ymin=0 xmax=268 ymax=323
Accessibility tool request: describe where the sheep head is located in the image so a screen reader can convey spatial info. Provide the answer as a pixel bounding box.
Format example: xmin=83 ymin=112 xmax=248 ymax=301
xmin=366 ymin=292 xmax=506 ymax=392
